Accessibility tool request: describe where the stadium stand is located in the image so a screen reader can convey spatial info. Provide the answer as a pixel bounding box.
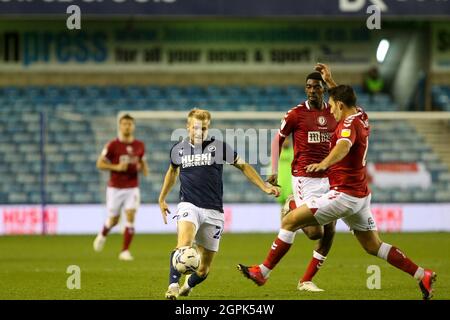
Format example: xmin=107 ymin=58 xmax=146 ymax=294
xmin=1 ymin=85 xmax=449 ymax=205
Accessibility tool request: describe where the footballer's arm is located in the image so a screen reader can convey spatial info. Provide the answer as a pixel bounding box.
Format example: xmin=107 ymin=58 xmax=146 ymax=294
xmin=139 ymin=158 xmax=149 ymax=177
xmin=315 ymin=63 xmax=338 ymax=89
xmin=96 ymin=154 xmax=128 ymax=172
xmin=158 ymin=164 xmax=180 ymax=224
xmin=233 ymin=157 xmax=280 ymax=197
xmin=305 ymin=140 xmax=351 ymax=173
xmin=267 ymin=132 xmax=286 ymax=187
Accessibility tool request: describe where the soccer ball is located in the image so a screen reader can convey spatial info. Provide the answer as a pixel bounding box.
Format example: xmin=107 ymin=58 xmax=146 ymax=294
xmin=172 ymin=246 xmax=200 ymax=274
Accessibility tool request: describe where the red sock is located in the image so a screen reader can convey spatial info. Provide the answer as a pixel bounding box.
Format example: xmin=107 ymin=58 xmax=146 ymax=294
xmin=301 ymin=257 xmax=324 ymax=282
xmin=101 ymin=225 xmax=111 ymax=237
xmin=262 ymin=237 xmax=292 ymax=270
xmin=122 ymin=227 xmax=135 ymax=251
xmin=387 ymin=246 xmax=419 ymax=277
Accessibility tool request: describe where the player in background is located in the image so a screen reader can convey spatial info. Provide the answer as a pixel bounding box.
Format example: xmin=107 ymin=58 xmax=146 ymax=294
xmin=238 ymin=84 xmax=437 ymax=300
xmin=93 ymin=114 xmax=149 ymax=261
xmin=159 ymin=109 xmax=280 ymax=300
xmin=266 ymin=68 xmax=338 ymax=292
xmin=274 ymin=137 xmax=294 ymax=209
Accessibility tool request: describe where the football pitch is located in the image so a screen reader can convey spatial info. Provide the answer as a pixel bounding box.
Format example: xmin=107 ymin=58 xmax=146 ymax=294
xmin=0 ymin=233 xmax=448 ymax=300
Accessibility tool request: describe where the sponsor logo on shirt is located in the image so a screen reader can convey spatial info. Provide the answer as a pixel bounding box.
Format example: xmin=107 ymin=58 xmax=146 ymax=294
xmin=181 ymin=153 xmax=213 ymax=168
xmin=308 ymin=131 xmax=331 ymax=143
xmin=119 ymin=154 xmax=139 ymax=164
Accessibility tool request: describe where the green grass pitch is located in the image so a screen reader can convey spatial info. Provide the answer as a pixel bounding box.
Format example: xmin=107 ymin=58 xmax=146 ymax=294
xmin=0 ymin=232 xmax=448 ymax=300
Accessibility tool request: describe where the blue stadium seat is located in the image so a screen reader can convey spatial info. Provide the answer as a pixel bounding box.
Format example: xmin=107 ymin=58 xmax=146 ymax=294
xmin=0 ymin=85 xmax=446 ymax=204
xmin=73 ymin=193 xmax=94 ymax=203
xmin=8 ymin=193 xmax=28 ymax=203
xmin=49 ymin=193 xmax=72 ymax=204
xmin=434 ymin=191 xmax=450 ymax=202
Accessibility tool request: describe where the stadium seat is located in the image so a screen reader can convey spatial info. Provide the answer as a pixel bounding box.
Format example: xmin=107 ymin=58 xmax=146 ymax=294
xmin=8 ymin=193 xmax=28 ymax=203
xmin=0 ymin=85 xmax=448 ymax=205
xmin=434 ymin=191 xmax=450 ymax=202
xmin=49 ymin=193 xmax=72 ymax=204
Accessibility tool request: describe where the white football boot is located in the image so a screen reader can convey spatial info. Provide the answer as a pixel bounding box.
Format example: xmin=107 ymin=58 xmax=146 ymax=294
xmin=118 ymin=250 xmax=134 ymax=261
xmin=179 ymin=274 xmax=193 ymax=297
xmin=93 ymin=234 xmax=106 ymax=252
xmin=165 ymin=283 xmax=180 ymax=300
xmin=281 ymin=194 xmax=296 ymax=218
xmin=297 ymin=281 xmax=324 ymax=292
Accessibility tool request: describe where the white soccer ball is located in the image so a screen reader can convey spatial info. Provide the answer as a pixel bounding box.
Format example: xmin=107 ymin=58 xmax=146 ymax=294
xmin=172 ymin=246 xmax=200 ymax=274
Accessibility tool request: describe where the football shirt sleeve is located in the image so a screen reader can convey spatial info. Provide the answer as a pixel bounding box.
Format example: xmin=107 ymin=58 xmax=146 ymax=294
xmin=336 ymin=122 xmax=357 ymax=147
xmin=279 ymin=109 xmax=297 ymax=138
xmin=101 ymin=141 xmax=114 ymax=162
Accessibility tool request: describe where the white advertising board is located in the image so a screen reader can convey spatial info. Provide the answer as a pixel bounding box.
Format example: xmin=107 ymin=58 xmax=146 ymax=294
xmin=1 ymin=203 xmax=450 ymax=235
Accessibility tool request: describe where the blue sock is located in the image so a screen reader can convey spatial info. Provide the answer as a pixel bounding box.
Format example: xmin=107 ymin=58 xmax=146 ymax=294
xmin=169 ymin=250 xmax=181 ymax=285
xmin=187 ymin=272 xmax=208 ymax=288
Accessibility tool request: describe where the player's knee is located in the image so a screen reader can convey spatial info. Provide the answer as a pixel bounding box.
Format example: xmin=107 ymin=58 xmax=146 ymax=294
xmin=304 ymin=227 xmax=324 ymax=240
xmin=281 ymin=215 xmax=297 ymax=231
xmin=110 ymin=216 xmax=120 ymax=226
xmin=308 ymin=233 xmax=323 ymax=241
xmin=125 ymin=210 xmax=136 ymax=221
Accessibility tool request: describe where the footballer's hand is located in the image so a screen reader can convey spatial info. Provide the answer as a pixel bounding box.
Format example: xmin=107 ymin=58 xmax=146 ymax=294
xmin=115 ymin=163 xmax=128 ymax=172
xmin=266 ymin=174 xmax=281 ymax=187
xmin=265 ymin=185 xmax=281 ymax=198
xmin=159 ymin=200 xmax=171 ymax=225
xmin=305 ymin=162 xmax=328 ymax=173
xmin=315 ymin=63 xmax=333 ymax=83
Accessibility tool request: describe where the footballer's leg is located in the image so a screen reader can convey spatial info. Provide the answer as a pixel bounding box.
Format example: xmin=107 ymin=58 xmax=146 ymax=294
xmin=118 ymin=209 xmax=136 ymax=261
xmin=180 ymin=218 xmax=222 ymax=297
xmin=315 ymin=221 xmax=336 ymax=257
xmin=347 ymin=198 xmax=436 ymax=300
xmin=166 ymin=218 xmax=197 ymax=300
xmin=119 ymin=187 xmax=140 ymax=260
xmin=94 ymin=215 xmax=120 ymax=252
xmin=302 ymin=225 xmax=324 ymax=241
xmin=238 ymin=204 xmax=318 ymax=286
xmin=290 ymin=177 xmax=335 ymax=292
xmin=179 ymin=246 xmax=215 ymax=297
xmin=298 ymin=221 xmax=336 ymax=292
xmin=94 ymin=187 xmax=122 ymax=252
xmin=354 ymin=229 xmax=436 ymax=300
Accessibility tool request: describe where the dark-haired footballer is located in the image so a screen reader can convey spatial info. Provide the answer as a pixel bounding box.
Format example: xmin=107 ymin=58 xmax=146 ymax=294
xmin=239 ymin=76 xmax=436 ymax=300
xmin=265 ymin=66 xmax=338 ymax=292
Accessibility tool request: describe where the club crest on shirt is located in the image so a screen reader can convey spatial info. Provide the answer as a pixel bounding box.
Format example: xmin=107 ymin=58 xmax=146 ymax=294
xmin=208 ymin=145 xmax=217 ymax=152
xmin=317 ymin=116 xmax=327 ymax=126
